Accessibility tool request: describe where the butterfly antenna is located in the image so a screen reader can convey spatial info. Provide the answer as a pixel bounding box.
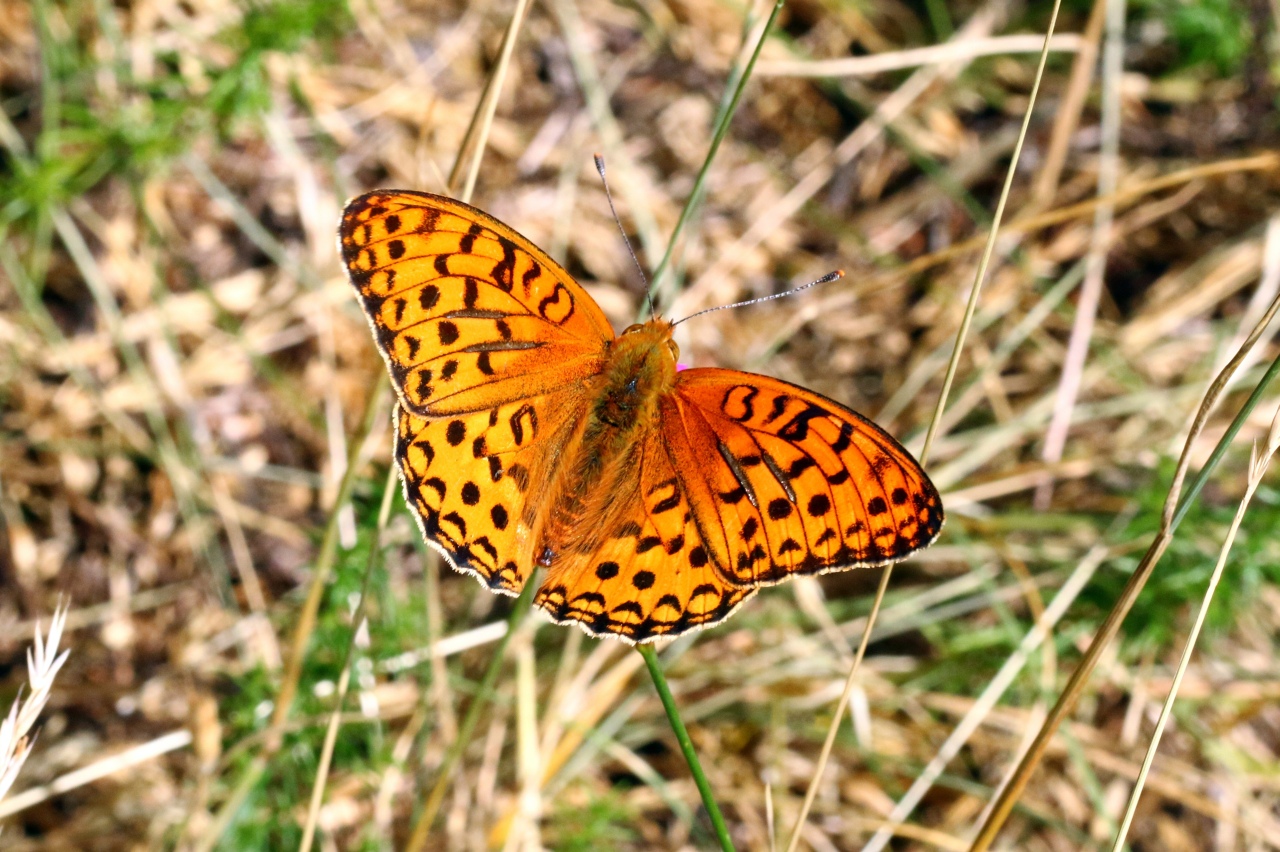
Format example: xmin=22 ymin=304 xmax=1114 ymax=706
xmin=594 ymin=154 xmax=656 ymax=320
xmin=671 ymin=270 xmax=844 ymax=327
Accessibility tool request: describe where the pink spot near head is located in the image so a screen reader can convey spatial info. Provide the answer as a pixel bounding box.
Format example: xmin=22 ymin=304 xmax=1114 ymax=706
xmin=676 ymin=362 xmax=689 ymax=372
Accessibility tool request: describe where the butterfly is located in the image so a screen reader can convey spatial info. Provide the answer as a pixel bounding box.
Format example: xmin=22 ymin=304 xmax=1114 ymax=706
xmin=340 ymin=190 xmax=943 ymax=643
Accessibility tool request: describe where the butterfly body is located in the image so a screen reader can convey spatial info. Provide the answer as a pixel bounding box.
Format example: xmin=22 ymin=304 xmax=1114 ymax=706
xmin=342 ymin=190 xmax=943 ymax=643
xmin=539 ymin=319 xmax=680 ymax=565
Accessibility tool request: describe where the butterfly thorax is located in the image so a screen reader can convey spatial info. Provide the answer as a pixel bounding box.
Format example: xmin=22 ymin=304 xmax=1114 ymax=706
xmin=578 ymin=318 xmax=678 ymax=490
xmin=593 ymin=319 xmax=679 ymax=429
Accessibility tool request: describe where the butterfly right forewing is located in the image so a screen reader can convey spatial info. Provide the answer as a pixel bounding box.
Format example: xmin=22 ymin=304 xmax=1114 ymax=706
xmin=665 ymin=368 xmax=943 ymax=586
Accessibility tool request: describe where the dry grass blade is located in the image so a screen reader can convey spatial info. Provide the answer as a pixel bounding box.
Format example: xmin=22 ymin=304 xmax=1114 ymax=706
xmin=0 ymin=731 xmax=193 ymax=822
xmin=1034 ymin=0 xmax=1125 ymax=509
xmin=968 ymin=287 xmax=1280 ymax=849
xmin=454 ymin=0 xmax=532 ymax=203
xmin=1110 ymin=406 xmax=1280 ymax=849
xmin=754 ymin=34 xmax=1084 ymax=78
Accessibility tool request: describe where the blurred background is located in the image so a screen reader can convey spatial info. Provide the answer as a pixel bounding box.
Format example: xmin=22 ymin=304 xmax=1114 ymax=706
xmin=2 ymin=0 xmax=1280 ymax=848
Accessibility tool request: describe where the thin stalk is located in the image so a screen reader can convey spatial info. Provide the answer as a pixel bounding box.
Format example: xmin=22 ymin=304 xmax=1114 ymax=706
xmin=637 ymin=644 xmax=735 ymax=852
xmin=918 ymin=0 xmax=1064 ymax=466
xmin=968 ymin=326 xmax=1280 ymax=850
xmin=402 ymin=580 xmax=536 ymax=852
xmin=649 ymin=0 xmax=786 ymax=310
xmin=298 ymin=462 xmax=399 ymax=851
xmin=1111 ymin=408 xmax=1280 ymax=850
xmin=785 ymin=6 xmax=1065 ymax=848
xmin=457 ymin=0 xmax=532 ymax=203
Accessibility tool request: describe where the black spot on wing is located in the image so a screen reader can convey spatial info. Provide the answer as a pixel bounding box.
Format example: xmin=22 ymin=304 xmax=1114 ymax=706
xmin=831 ymin=421 xmax=854 ymax=453
xmin=445 ymin=420 xmax=466 ymax=446
xmin=420 ymin=284 xmax=440 ymax=310
xmin=536 ymin=281 xmax=575 ymax=323
xmin=509 ymin=404 xmax=537 ymax=445
xmin=764 ymin=394 xmax=790 ymax=424
xmin=653 ymin=491 xmax=681 ymax=514
xmin=778 ymin=404 xmax=826 ymax=441
xmin=492 ymin=241 xmax=516 ymax=292
xmin=721 ymin=385 xmax=759 ymax=423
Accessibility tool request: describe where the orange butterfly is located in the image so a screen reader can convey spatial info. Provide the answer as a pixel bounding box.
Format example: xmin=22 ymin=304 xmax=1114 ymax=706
xmin=341 ymin=191 xmax=943 ymax=643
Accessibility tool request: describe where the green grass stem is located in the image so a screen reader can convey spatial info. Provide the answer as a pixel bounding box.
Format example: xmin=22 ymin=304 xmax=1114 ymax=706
xmin=637 ymin=643 xmax=735 ymax=852
xmin=649 ymin=0 xmax=786 ymax=313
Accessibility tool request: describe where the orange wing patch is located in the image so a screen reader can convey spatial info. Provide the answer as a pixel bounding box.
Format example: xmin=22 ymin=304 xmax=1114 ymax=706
xmin=534 ymin=429 xmax=753 ymax=643
xmin=341 ymin=191 xmax=613 ymax=416
xmin=667 ymin=369 xmax=943 ymax=586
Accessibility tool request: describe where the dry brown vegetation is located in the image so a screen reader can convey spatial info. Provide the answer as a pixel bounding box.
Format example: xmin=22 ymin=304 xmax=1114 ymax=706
xmin=3 ymin=0 xmax=1280 ymax=849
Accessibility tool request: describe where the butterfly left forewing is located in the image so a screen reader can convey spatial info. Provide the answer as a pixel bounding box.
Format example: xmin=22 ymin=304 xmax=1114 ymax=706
xmin=668 ymin=368 xmax=943 ymax=586
xmin=341 ymin=190 xmax=614 ymax=417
